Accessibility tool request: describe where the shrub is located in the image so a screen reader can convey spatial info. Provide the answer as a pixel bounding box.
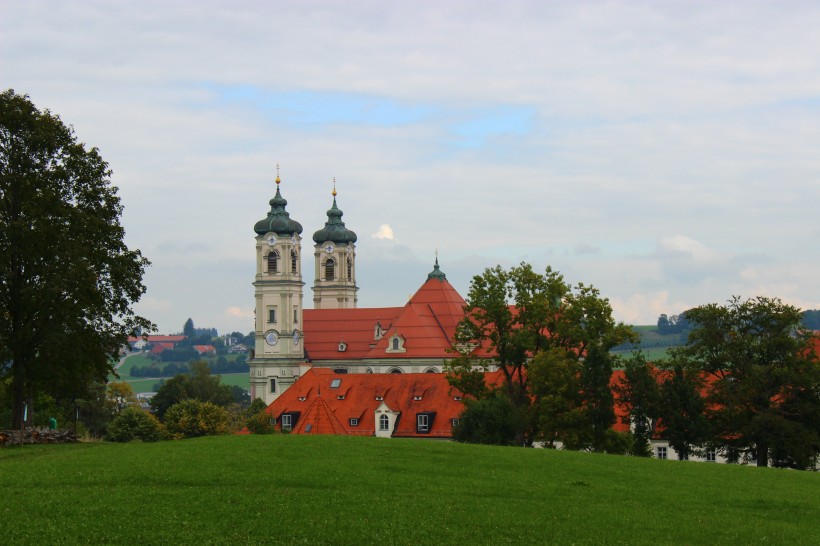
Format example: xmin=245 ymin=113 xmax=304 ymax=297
xmin=107 ymin=407 xmax=166 ymax=442
xmin=453 ymin=392 xmax=522 ymax=446
xmin=164 ymin=399 xmax=233 ymax=439
xmin=245 ymin=410 xmax=276 ymax=434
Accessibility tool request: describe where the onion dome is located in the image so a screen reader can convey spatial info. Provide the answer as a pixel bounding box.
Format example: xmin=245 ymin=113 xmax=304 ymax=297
xmin=254 ymin=171 xmax=303 ymax=236
xmin=312 ymin=183 xmax=357 ymax=244
xmin=427 ymin=256 xmax=446 ymax=280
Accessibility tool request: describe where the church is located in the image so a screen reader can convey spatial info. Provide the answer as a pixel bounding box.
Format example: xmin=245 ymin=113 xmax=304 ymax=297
xmin=249 ymin=171 xmax=476 ymax=405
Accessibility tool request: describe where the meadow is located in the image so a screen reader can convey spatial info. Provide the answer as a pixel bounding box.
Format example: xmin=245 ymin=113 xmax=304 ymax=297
xmin=1 ymin=435 xmax=818 ymax=544
xmin=112 ymin=354 xmax=250 ymax=393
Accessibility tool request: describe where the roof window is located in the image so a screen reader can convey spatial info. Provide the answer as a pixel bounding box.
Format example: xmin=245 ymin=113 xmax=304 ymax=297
xmin=413 ymin=396 xmax=422 ymax=401
xmin=386 ymin=333 xmax=406 ymax=354
xmin=337 ymin=395 xmax=345 ymax=400
xmin=330 ymin=379 xmax=341 ymax=388
xmin=375 ymin=396 xmax=384 ymax=401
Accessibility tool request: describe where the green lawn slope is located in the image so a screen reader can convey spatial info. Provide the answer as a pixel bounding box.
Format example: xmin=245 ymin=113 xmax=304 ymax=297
xmin=1 ymin=435 xmax=818 ymax=544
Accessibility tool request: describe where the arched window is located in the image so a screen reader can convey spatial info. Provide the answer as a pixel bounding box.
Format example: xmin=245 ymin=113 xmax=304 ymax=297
xmin=379 ymin=414 xmax=389 ymax=431
xmin=291 ymin=250 xmax=298 ymax=274
xmin=267 ymin=250 xmax=279 ymax=274
xmin=325 ymin=258 xmax=335 ymax=280
xmin=392 ymin=337 xmax=400 ymax=351
xmin=389 ymin=368 xmax=402 ymax=374
xmin=347 ymin=257 xmax=352 ymax=280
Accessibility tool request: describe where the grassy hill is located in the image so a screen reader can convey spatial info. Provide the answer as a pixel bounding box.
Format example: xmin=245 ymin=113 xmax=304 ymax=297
xmin=1 ymin=435 xmax=818 ymax=544
xmin=112 ymin=353 xmax=250 ymax=393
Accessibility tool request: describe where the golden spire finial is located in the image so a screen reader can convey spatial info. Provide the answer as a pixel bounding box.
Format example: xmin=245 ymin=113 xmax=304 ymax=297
xmin=332 ymin=177 xmax=337 ymax=197
xmin=275 ymin=163 xmax=281 ymax=186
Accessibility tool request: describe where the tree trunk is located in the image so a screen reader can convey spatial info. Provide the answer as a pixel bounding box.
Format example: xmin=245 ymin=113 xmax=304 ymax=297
xmin=756 ymin=441 xmax=769 ymax=467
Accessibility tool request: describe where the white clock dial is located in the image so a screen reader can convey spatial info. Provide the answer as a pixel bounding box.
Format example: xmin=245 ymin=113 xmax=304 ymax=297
xmin=264 ymin=331 xmax=279 ymax=346
xmin=267 ymin=235 xmax=277 ymax=246
xmin=324 ymin=243 xmax=334 ymax=254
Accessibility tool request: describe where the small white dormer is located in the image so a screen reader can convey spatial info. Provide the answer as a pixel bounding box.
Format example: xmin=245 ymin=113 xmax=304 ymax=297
xmin=374 ymin=320 xmax=384 ymax=341
xmin=374 ymin=401 xmax=399 ymax=438
xmin=385 ymin=333 xmax=406 ymax=354
xmin=338 ymin=340 xmax=347 ymax=352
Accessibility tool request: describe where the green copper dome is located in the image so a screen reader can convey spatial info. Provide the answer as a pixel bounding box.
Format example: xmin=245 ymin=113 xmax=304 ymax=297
xmin=312 ymin=196 xmax=357 ymax=244
xmin=254 ymin=185 xmax=303 ymax=236
xmin=427 ymin=257 xmax=446 ymax=280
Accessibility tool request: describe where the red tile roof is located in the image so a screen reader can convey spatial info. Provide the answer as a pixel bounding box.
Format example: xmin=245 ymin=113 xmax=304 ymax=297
xmin=303 ymin=276 xmax=469 ymax=361
xmin=193 ymin=344 xmax=216 ymax=354
xmin=265 ymin=368 xmax=476 ymax=438
xmin=149 ymin=342 xmax=176 ymax=354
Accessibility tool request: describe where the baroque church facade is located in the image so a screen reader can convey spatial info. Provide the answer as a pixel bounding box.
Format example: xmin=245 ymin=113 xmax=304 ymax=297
xmin=249 ymin=173 xmax=471 ymax=404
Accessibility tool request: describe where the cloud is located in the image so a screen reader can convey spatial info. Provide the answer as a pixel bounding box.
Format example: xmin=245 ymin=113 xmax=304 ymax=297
xmin=371 ymin=224 xmax=395 ymax=240
xmin=610 ymin=291 xmax=690 ymax=325
xmin=571 ymin=244 xmax=601 ymax=256
xmin=5 ymin=1 xmax=819 ymax=332
xmin=225 ymin=306 xmax=253 ymax=319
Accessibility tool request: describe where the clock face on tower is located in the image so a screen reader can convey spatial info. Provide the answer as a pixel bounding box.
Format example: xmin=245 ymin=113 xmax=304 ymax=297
xmin=267 ymin=235 xmax=277 ymax=246
xmin=324 ymin=242 xmax=334 ymax=254
xmin=264 ymin=330 xmax=279 ymax=346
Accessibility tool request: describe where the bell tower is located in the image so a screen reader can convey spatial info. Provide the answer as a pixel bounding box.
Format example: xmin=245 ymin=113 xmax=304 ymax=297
xmin=249 ymin=167 xmax=305 ymax=403
xmin=312 ymin=181 xmax=358 ymax=309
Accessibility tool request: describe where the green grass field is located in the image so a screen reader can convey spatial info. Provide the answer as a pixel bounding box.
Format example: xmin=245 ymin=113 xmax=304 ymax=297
xmin=612 ymin=346 xmax=672 ymax=362
xmin=1 ymin=435 xmax=818 ymax=544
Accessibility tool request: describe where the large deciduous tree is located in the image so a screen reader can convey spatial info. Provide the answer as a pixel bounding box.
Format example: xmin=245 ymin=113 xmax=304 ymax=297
xmin=0 ymin=90 xmax=152 ymax=426
xmin=447 ymin=263 xmax=635 ymax=446
xmin=673 ymin=296 xmax=820 ymax=468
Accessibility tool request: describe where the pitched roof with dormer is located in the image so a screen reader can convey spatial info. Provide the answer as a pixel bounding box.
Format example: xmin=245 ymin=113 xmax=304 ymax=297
xmin=302 ymin=262 xmax=468 ymax=361
xmin=265 ymin=368 xmax=486 ymax=437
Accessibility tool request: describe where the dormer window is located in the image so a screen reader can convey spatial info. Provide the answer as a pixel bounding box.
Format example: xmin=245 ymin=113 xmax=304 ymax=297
xmin=413 ymin=395 xmax=422 ymax=401
xmin=325 ymin=258 xmax=335 ymax=280
xmin=337 ymin=395 xmax=345 ymax=400
xmin=386 ymin=333 xmax=406 ymax=354
xmin=375 ymin=396 xmax=384 ymax=401
xmin=338 ymin=341 xmax=347 ymax=352
xmin=417 ymin=413 xmax=434 ymax=434
xmin=374 ymin=321 xmax=384 ymax=341
xmin=267 ymin=250 xmax=280 ymax=274
xmin=349 ymin=418 xmax=359 ymax=427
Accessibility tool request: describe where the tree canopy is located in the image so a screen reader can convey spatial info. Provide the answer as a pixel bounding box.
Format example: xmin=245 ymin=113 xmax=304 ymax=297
xmin=669 ymin=296 xmax=820 ymax=468
xmin=0 ymin=89 xmax=152 ymax=426
xmin=447 ymin=263 xmax=635 ymax=447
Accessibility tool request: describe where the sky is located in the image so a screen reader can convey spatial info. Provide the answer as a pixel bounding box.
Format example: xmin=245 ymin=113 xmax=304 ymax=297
xmin=3 ymin=0 xmax=819 ymax=335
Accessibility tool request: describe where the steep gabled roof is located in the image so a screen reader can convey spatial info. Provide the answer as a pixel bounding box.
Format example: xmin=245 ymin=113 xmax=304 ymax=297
xmin=302 ymin=274 xmax=467 ymax=361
